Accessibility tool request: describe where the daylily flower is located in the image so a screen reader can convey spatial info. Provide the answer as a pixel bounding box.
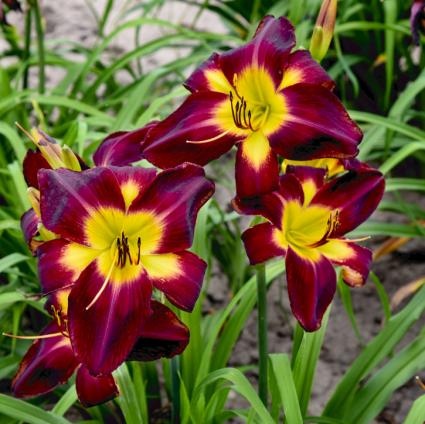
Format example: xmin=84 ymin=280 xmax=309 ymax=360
xmin=36 ymin=163 xmax=213 ymax=375
xmin=141 ymin=16 xmax=362 ymax=198
xmin=411 ymin=0 xmax=425 ymax=45
xmin=20 ymin=124 xmax=156 ymax=254
xmin=234 ymin=165 xmax=384 ymax=331
xmin=11 ymin=288 xmax=189 ymax=406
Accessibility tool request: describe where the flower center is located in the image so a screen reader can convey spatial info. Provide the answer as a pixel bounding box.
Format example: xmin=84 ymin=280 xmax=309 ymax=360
xmin=280 ymin=201 xmax=335 ymax=250
xmin=115 ymin=231 xmax=141 ymax=268
xmin=228 ymin=67 xmax=286 ymax=135
xmin=229 ymin=91 xmax=270 ymax=132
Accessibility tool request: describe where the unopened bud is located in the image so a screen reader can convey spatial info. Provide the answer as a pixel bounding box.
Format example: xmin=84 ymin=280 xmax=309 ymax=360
xmin=30 ymin=128 xmax=64 ymax=169
xmin=62 ymin=145 xmax=82 ymax=171
xmin=310 ymin=0 xmax=337 ymax=62
xmin=27 ymin=187 xmax=41 ymax=217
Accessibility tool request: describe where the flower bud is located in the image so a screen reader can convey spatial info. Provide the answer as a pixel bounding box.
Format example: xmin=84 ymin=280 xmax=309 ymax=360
xmin=310 ymin=0 xmax=337 ymax=62
xmin=411 ymin=0 xmax=425 ymax=45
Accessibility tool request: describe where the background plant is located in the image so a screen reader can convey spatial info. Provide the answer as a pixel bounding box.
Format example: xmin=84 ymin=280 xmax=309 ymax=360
xmin=0 ymin=0 xmax=424 ymax=423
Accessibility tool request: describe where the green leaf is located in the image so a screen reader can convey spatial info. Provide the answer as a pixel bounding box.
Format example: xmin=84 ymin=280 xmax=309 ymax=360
xmin=191 ymin=368 xmax=274 ymax=424
xmin=0 ymin=253 xmax=29 ymax=273
xmin=292 ymin=308 xmax=330 ymax=416
xmin=114 ymin=363 xmax=144 ymax=424
xmin=369 ymin=272 xmax=391 ymax=324
xmin=383 ymin=0 xmax=397 ymax=109
xmin=0 ymin=122 xmax=27 ymax=163
xmin=403 ymin=394 xmax=425 ymax=424
xmin=349 ymin=111 xmax=425 ymax=142
xmin=385 ymin=178 xmax=425 ymax=193
xmin=0 ymin=394 xmax=71 ymax=424
xmin=346 ymin=333 xmax=425 ymax=423
xmin=324 ymin=284 xmax=425 ymax=418
xmin=269 ymin=354 xmax=303 ymax=424
xmin=350 ymin=222 xmax=425 ymax=238
xmin=380 ymin=142 xmax=425 ymax=175
xmin=51 ymin=385 xmax=77 ymax=416
xmin=337 ymin=273 xmax=363 ymax=344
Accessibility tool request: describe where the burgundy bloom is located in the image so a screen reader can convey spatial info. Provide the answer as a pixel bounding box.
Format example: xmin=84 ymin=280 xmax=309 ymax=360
xmin=235 ymin=166 xmax=384 ymax=331
xmin=411 ymin=0 xmax=425 ymax=45
xmin=20 ymin=124 xmax=156 ymax=254
xmin=141 ymin=16 xmax=362 ymax=198
xmin=11 ymin=290 xmax=189 ymax=406
xmin=36 ymin=163 xmax=213 ymax=375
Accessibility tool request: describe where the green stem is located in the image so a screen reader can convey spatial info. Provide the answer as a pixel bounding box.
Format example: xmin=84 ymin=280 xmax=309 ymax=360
xmin=171 ymin=356 xmax=180 ymax=424
xmin=23 ymin=8 xmax=32 ymax=90
xmin=256 ymin=263 xmax=268 ymax=406
xmin=32 ymin=0 xmax=45 ymax=94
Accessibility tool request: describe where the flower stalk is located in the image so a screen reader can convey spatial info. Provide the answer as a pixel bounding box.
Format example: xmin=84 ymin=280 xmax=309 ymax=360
xmin=256 ymin=263 xmax=268 ymax=405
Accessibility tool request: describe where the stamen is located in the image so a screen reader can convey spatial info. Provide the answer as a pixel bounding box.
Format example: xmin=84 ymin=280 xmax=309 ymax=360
xmin=124 ymin=235 xmax=133 ymax=265
xmin=136 ymin=237 xmax=141 ymax=265
xmin=186 ymin=130 xmax=231 ymax=144
xmin=309 ymin=210 xmax=341 ymax=248
xmin=86 ymin=251 xmax=117 ymax=310
xmin=2 ymin=332 xmax=63 ymax=340
xmin=247 ymin=110 xmax=255 ymax=131
xmin=116 ymin=238 xmax=122 ymax=267
xmin=415 ymin=376 xmax=425 ymax=391
xmin=228 ymin=91 xmax=258 ymax=132
xmin=344 ymin=236 xmax=371 ymax=243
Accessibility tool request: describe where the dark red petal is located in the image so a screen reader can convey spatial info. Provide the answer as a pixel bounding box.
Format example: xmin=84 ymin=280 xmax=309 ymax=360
xmin=39 ymin=167 xmax=125 ymax=245
xmin=142 ymin=92 xmax=238 ymax=169
xmin=235 ymin=138 xmax=279 ymax=198
xmin=270 ymin=84 xmax=362 ymax=160
xmin=131 ymin=163 xmax=214 ymax=253
xmin=76 ymin=366 xmax=118 ymax=407
xmin=37 ymin=239 xmax=78 ymax=294
xmin=285 ymin=165 xmax=326 ymax=191
xmin=12 ymin=322 xmax=78 ymax=398
xmin=109 ymin=166 xmax=158 ymax=208
xmin=325 ymin=241 xmax=372 ymax=287
xmin=285 ymin=247 xmax=336 ymax=332
xmin=220 ymin=16 xmax=295 ymax=88
xmin=242 ymin=223 xmax=285 ymax=265
xmin=93 ymin=122 xmax=157 ymax=167
xmin=128 ymin=300 xmax=189 ymax=361
xmin=280 ymin=50 xmax=335 ymax=90
xmin=233 ymin=173 xmax=303 ymax=228
xmin=311 ymin=169 xmax=385 ymax=237
xmin=144 ymin=251 xmax=206 ymax=312
xmin=21 ymin=208 xmax=41 ymax=255
xmin=23 ymin=150 xmax=50 ymax=190
xmin=68 ymin=261 xmax=152 ymax=375
xmin=184 ymin=53 xmax=222 ymax=93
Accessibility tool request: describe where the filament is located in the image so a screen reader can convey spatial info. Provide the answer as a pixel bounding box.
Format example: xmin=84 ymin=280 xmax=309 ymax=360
xmin=186 ymin=129 xmax=230 ymax=144
xmin=2 ymin=332 xmax=63 ymax=340
xmin=86 ymin=251 xmax=117 ymax=311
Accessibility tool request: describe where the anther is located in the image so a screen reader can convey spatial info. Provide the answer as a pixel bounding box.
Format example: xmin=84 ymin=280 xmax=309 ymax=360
xmin=136 ymin=237 xmax=141 ymax=265
xmin=229 ymin=91 xmax=257 ymax=131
